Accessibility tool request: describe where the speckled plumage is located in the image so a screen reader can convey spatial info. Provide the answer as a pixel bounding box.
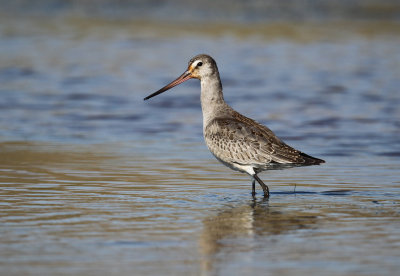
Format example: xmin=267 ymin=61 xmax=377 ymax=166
xmin=144 ymin=54 xmax=325 ymax=198
xmin=204 ymin=111 xmax=324 ymax=172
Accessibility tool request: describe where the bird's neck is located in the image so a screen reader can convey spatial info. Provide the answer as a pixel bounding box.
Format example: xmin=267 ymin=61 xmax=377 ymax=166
xmin=200 ymin=74 xmax=226 ymax=127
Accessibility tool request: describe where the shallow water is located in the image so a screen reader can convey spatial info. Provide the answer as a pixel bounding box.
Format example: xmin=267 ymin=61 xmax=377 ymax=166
xmin=0 ymin=15 xmax=400 ymax=276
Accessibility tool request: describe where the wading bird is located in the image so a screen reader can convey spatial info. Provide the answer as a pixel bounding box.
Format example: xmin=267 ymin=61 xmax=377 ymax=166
xmin=144 ymin=54 xmax=324 ymax=198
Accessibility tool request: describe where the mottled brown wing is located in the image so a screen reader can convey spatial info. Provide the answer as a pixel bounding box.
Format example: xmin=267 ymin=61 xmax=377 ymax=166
xmin=204 ymin=115 xmax=324 ymax=167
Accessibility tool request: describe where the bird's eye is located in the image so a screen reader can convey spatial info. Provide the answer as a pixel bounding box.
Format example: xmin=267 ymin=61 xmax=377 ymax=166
xmin=197 ymin=62 xmax=203 ymax=67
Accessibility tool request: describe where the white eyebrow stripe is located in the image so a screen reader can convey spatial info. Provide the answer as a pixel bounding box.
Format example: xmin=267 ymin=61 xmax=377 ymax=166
xmin=193 ymin=60 xmax=202 ymax=66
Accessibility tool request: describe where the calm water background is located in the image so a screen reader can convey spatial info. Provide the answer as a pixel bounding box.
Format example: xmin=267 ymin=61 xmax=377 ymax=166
xmin=1 ymin=3 xmax=400 ymax=275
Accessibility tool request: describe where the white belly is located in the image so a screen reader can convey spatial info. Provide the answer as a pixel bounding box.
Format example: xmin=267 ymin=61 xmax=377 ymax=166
xmin=212 ymin=154 xmax=256 ymax=176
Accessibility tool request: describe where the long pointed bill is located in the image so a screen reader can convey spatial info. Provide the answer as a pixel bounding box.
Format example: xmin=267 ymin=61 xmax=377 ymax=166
xmin=144 ymin=70 xmax=193 ymax=100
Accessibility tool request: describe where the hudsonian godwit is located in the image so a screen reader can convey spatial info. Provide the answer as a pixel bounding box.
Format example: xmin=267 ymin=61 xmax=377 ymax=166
xmin=144 ymin=54 xmax=325 ymax=198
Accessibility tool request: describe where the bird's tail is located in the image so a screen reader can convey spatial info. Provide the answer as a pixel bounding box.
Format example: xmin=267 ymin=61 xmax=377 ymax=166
xmin=299 ymin=152 xmax=325 ymax=165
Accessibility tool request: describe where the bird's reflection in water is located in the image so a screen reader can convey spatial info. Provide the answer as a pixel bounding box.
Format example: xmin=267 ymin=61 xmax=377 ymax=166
xmin=199 ymin=198 xmax=318 ymax=274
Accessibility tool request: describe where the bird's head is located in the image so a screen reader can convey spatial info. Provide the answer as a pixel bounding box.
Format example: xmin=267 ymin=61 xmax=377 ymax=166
xmin=144 ymin=54 xmax=217 ymax=100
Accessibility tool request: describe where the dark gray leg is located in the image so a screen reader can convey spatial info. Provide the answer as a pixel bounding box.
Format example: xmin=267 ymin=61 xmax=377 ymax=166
xmin=253 ymin=174 xmax=269 ymax=198
xmin=251 ymin=178 xmax=256 ymax=197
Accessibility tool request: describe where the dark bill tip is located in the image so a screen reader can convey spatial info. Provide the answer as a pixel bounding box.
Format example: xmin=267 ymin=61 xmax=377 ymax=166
xmin=144 ymin=71 xmax=192 ymax=101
